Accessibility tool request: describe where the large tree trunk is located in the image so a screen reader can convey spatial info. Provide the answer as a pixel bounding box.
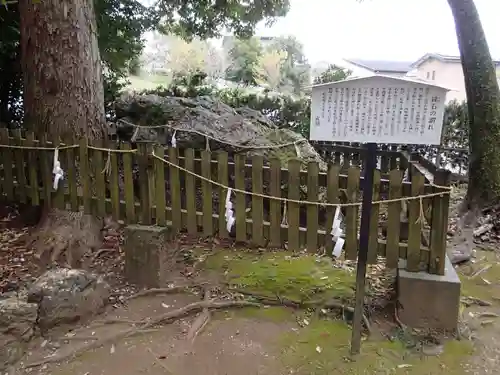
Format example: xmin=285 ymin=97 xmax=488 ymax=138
xmin=447 ymin=0 xmax=500 ymax=263
xmin=20 ymin=0 xmax=106 ymax=140
xmin=19 ymin=0 xmax=108 ymax=268
xmin=448 ymin=0 xmax=500 ymax=208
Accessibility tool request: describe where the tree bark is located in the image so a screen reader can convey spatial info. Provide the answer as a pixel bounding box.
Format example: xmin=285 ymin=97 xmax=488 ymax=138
xmin=19 ymin=0 xmax=106 ymax=140
xmin=19 ymin=0 xmax=107 ymax=268
xmin=446 ymin=0 xmax=500 ymax=263
xmin=448 ymin=0 xmax=500 ymax=210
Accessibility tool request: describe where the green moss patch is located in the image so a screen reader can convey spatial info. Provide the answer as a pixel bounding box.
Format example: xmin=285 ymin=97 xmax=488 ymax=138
xmin=215 ymin=306 xmax=295 ymax=323
xmin=279 ymin=319 xmax=473 ymax=375
xmin=202 ymin=250 xmax=356 ymax=303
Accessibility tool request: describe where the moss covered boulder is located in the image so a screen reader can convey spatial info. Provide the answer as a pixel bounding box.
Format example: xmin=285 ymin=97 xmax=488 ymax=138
xmin=114 ymin=94 xmax=326 ymax=169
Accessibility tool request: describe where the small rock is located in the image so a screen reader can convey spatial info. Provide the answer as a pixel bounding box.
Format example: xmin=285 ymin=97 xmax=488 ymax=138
xmin=422 ymin=344 xmax=444 ymax=356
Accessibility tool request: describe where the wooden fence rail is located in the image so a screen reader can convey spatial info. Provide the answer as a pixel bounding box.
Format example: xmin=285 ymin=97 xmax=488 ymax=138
xmin=0 ymin=131 xmax=451 ymax=275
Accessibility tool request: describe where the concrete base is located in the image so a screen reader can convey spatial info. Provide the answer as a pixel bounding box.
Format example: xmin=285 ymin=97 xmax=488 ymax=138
xmin=397 ymin=255 xmax=460 ymax=330
xmin=123 ymin=225 xmax=174 ymax=288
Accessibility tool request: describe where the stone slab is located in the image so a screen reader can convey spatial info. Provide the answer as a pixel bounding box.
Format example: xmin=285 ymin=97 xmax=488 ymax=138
xmin=123 ymin=225 xmax=174 ymax=288
xmin=397 ymin=255 xmax=460 ymax=330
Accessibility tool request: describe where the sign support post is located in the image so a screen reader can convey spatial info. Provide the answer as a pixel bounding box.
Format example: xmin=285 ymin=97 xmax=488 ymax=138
xmin=308 ymin=75 xmax=450 ymax=356
xmin=350 ymin=142 xmax=377 ymax=355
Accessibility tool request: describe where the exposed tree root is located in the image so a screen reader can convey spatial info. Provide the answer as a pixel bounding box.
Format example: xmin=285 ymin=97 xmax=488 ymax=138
xmin=29 ymin=208 xmax=103 ymax=269
xmin=231 ymin=289 xmax=372 ymax=335
xmin=449 ymin=206 xmax=479 ymax=264
xmin=89 ymin=318 xmax=144 ymax=327
xmin=59 ymin=329 xmax=159 ymax=342
xmin=125 ymin=283 xmax=207 ymax=301
xmin=24 ymin=299 xmax=260 ymax=369
xmin=186 ymin=288 xmax=211 ymax=343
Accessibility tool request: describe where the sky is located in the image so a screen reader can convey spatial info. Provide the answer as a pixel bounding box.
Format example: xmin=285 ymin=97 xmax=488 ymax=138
xmin=142 ymin=0 xmax=500 ymax=65
xmin=251 ymin=0 xmax=500 ymax=64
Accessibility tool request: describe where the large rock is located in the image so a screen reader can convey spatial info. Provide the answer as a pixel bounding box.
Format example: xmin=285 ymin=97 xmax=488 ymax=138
xmin=115 ymin=94 xmax=326 ymax=169
xmin=27 ymin=268 xmax=110 ymax=330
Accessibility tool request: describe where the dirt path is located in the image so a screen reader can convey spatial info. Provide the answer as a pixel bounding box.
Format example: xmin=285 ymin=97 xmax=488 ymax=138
xmin=15 ymin=293 xmax=291 ymax=375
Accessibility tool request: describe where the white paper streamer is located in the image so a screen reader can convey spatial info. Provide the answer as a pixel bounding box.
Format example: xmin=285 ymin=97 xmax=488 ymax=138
xmin=225 ymin=188 xmax=235 ymax=232
xmin=332 ymin=238 xmax=345 ymax=258
xmin=171 ymin=130 xmax=177 ymax=148
xmin=52 ymin=148 xmax=64 ymax=190
xmin=331 ymin=206 xmax=344 ymax=258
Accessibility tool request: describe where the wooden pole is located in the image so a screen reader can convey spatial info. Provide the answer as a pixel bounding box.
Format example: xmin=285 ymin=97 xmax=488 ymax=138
xmin=350 ymin=142 xmax=377 ymax=355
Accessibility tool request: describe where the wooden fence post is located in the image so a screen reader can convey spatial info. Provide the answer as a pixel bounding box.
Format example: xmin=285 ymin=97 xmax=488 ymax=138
xmin=306 ymin=161 xmax=319 ymax=253
xmin=407 ymin=171 xmax=425 ymax=272
xmin=138 ymin=143 xmax=151 ymax=225
xmin=269 ymin=158 xmax=282 ymax=248
xmin=429 ymin=169 xmax=451 ymax=275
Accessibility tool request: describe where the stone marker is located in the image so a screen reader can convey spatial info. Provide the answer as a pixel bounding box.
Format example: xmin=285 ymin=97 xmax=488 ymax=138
xmin=123 ymin=224 xmax=174 ymax=287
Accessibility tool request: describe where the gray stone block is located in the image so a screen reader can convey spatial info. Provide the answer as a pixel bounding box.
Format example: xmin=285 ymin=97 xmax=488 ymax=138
xmin=123 ymin=225 xmax=174 ymax=288
xmin=397 ymin=255 xmax=460 ymax=330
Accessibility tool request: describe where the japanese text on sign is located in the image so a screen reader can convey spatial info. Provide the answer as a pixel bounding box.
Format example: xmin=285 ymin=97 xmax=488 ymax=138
xmin=310 ymin=76 xmax=448 ymax=145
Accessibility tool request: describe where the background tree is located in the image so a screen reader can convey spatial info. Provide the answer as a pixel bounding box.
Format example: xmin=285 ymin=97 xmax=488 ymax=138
xmin=446 ymin=0 xmax=500 ymax=261
xmin=280 ymin=62 xmax=311 ymax=95
xmin=225 ymin=38 xmax=264 ymax=86
xmin=271 ymin=36 xmax=306 ymax=66
xmin=166 ymin=35 xmax=212 ymax=76
xmin=155 ymin=0 xmax=289 ymax=39
xmin=0 ymin=4 xmax=22 ymax=124
xmin=204 ymin=44 xmax=225 ymax=80
xmin=258 ymin=49 xmax=286 ymax=89
xmin=162 ymin=35 xmax=224 ymax=80
xmin=313 ymin=64 xmax=352 ymax=85
xmin=270 ymin=36 xmax=310 ymax=94
xmin=141 ymin=31 xmax=171 ymax=74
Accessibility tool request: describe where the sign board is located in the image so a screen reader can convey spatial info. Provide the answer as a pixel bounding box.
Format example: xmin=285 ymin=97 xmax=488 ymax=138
xmin=309 ymin=75 xmax=449 ymax=145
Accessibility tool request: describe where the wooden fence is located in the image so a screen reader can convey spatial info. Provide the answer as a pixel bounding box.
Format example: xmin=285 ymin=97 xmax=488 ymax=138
xmin=313 ymin=140 xmax=468 ymax=183
xmin=0 ymin=130 xmax=451 ymax=275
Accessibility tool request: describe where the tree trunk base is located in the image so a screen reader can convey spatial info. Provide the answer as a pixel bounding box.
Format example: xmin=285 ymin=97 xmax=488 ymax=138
xmin=29 ymin=208 xmax=103 ymax=269
xmin=448 ymin=204 xmax=479 ymax=264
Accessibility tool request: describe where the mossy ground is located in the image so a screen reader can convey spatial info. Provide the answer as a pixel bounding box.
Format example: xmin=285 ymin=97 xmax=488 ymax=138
xmin=279 ymin=319 xmax=473 ymax=375
xmin=198 ymin=248 xmax=474 ymax=374
xmin=201 ymin=249 xmax=356 ymax=302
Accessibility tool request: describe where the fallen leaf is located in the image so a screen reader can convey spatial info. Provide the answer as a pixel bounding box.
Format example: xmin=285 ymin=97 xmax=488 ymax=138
xmin=397 ymin=364 xmax=412 ymax=369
